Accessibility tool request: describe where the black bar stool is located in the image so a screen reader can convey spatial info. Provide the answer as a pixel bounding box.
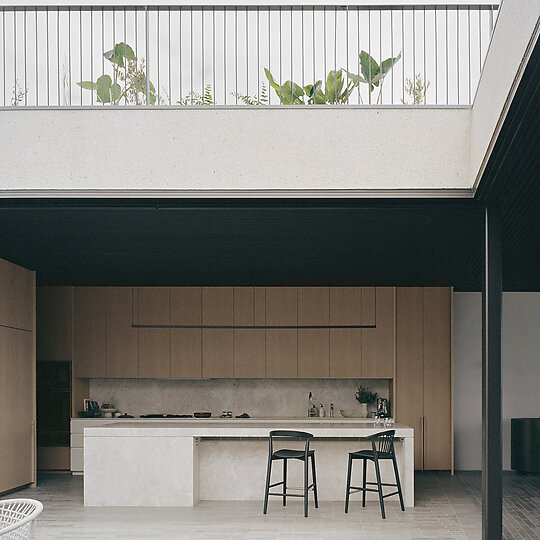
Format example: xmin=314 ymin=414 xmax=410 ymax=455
xmin=345 ymin=429 xmax=405 ymax=519
xmin=263 ymin=430 xmax=318 ymax=518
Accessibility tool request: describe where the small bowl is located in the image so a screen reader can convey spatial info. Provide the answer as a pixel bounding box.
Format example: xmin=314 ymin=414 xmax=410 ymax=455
xmin=193 ymin=412 xmax=212 ymax=418
xmin=340 ymin=409 xmax=354 ymax=418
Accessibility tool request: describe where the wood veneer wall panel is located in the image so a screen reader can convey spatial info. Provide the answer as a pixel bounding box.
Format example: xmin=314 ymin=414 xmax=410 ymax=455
xmin=361 ymin=287 xmax=376 ymax=326
xmin=138 ymin=328 xmax=170 ymax=378
xmin=298 ymin=287 xmax=329 ymax=326
xmin=73 ymin=287 xmax=106 ymax=378
xmin=266 ymin=329 xmax=297 ymax=378
xmin=396 ymin=287 xmax=424 ymax=470
xmin=170 ymin=287 xmax=202 ymax=325
xmin=133 ymin=287 xmax=170 ymax=326
xmin=234 ymin=329 xmax=265 ymax=378
xmin=361 ymin=287 xmax=394 ymax=378
xmin=233 ymin=287 xmax=254 ymax=326
xmin=202 ymin=287 xmax=233 ymax=326
xmin=253 ymin=287 xmax=266 ymax=326
xmin=329 ymin=328 xmax=362 ymax=378
xmin=298 ymin=329 xmax=329 ymax=378
xmin=171 ymin=328 xmax=202 ymax=378
xmin=202 ymin=329 xmax=233 ymax=378
xmin=265 ymin=288 xmax=297 ymax=326
xmin=329 ymin=287 xmax=363 ymax=326
xmin=106 ymin=287 xmax=138 ymax=378
xmin=423 ymin=287 xmax=452 ymax=470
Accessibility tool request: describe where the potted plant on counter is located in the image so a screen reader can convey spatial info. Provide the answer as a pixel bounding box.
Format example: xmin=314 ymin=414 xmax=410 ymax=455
xmin=355 ymin=385 xmax=377 ymax=418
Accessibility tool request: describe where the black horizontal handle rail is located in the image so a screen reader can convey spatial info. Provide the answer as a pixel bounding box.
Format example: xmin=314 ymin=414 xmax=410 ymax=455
xmin=133 ymin=324 xmax=376 ymax=329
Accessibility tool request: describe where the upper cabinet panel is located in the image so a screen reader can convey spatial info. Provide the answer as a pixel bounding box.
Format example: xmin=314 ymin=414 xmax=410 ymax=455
xmin=73 ymin=287 xmax=107 ymax=378
xmin=253 ymin=287 xmax=266 ymax=326
xmin=298 ymin=287 xmax=329 ymax=326
xmin=202 ymin=287 xmax=233 ymax=326
xmin=233 ymin=287 xmax=254 ymax=326
xmin=0 ymin=258 xmax=34 ymax=332
xmin=329 ymin=287 xmax=363 ymax=326
xmin=361 ymin=287 xmax=376 ymax=326
xmin=170 ymin=287 xmax=202 ymax=326
xmin=133 ymin=287 xmax=170 ymax=326
xmin=265 ymin=287 xmax=297 ymax=326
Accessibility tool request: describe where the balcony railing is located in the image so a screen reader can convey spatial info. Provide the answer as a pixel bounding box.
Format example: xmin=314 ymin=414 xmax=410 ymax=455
xmin=1 ymin=3 xmax=498 ymax=108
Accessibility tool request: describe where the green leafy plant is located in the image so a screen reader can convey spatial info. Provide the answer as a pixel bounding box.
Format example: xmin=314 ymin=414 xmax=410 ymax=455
xmin=77 ymin=42 xmax=157 ymax=105
xmin=355 ymin=385 xmax=377 ymax=405
xmin=264 ymin=68 xmax=356 ymax=105
xmin=178 ymin=85 xmax=215 ymax=106
xmin=401 ymin=73 xmax=430 ymax=105
xmin=346 ymin=50 xmax=401 ymax=103
xmin=231 ymin=83 xmax=269 ymax=105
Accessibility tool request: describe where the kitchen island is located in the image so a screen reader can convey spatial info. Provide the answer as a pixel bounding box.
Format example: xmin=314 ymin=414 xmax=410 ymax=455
xmin=83 ymin=419 xmax=414 ymax=508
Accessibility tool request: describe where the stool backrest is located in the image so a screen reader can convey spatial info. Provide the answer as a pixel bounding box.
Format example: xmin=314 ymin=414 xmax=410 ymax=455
xmin=369 ymin=429 xmax=396 ymax=455
xmin=268 ymin=430 xmax=313 ymax=456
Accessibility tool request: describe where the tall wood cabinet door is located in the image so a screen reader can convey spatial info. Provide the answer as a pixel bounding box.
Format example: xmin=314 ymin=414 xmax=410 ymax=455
xmin=37 ymin=286 xmax=73 ymax=362
xmin=329 ymin=287 xmax=363 ymax=326
xmin=234 ymin=329 xmax=265 ymax=378
xmin=202 ymin=287 xmax=233 ymax=326
xmin=361 ymin=287 xmax=376 ymax=326
xmin=0 ymin=259 xmax=33 ymax=331
xmin=396 ymin=287 xmax=424 ymax=470
xmin=253 ymin=287 xmax=266 ymax=326
xmin=266 ymin=329 xmax=297 ymax=378
xmin=423 ymin=287 xmax=452 ymax=470
xmin=170 ymin=287 xmax=201 ymax=325
xmin=133 ymin=287 xmax=169 ymax=325
xmin=234 ymin=288 xmax=254 ymax=326
xmin=202 ymin=329 xmax=233 ymax=378
xmin=0 ymin=328 xmax=34 ymax=492
xmin=298 ymin=287 xmax=329 ymax=326
xmin=138 ymin=328 xmax=170 ymax=378
xmin=298 ymin=329 xmax=329 ymax=378
xmin=171 ymin=328 xmax=202 ymax=378
xmin=73 ymin=287 xmax=107 ymax=378
xmin=361 ymin=287 xmax=394 ymax=378
xmin=265 ymin=287 xmax=297 ymax=326
xmin=106 ymin=287 xmax=138 ymax=378
xmin=329 ymin=329 xmax=362 ymax=378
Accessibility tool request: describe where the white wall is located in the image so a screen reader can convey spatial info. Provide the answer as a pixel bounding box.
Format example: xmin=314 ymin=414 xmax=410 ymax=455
xmin=453 ymin=292 xmax=540 ymax=470
xmin=470 ymin=0 xmax=540 ymax=187
xmin=0 ymin=108 xmax=470 ymax=194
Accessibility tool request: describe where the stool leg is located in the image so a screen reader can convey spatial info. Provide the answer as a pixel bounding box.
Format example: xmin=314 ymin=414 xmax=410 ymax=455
xmin=263 ymin=455 xmax=272 ymax=514
xmin=311 ymin=454 xmax=318 ymax=509
xmin=392 ymin=454 xmax=405 ymax=511
xmin=345 ymin=455 xmax=352 ymax=513
xmin=283 ymin=459 xmax=287 ymax=506
xmin=373 ymin=457 xmax=385 ymax=519
xmin=362 ymin=458 xmax=367 ymax=507
xmin=304 ymin=455 xmax=309 ymax=518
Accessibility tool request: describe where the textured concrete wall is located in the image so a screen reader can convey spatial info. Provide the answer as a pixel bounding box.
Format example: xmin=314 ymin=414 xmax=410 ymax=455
xmin=1 ymin=107 xmax=470 ymax=193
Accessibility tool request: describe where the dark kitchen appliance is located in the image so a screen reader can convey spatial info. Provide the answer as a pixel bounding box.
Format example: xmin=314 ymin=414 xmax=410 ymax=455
xmin=511 ymin=418 xmax=540 ymax=473
xmin=376 ymin=398 xmax=391 ymax=418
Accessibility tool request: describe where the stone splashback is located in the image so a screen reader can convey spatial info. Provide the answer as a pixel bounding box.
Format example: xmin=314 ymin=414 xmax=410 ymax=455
xmin=89 ymin=379 xmax=391 ymax=418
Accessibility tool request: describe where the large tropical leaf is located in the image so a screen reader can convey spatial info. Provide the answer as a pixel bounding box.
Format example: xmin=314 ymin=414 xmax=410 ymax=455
xmin=264 ymin=68 xmax=281 ymax=94
xmin=104 ymin=42 xmax=136 ymax=68
xmin=76 ymin=81 xmax=98 ymax=90
xmin=325 ymin=70 xmax=345 ymax=103
xmin=95 ymin=75 xmax=113 ymax=103
xmin=371 ymin=51 xmax=402 ymax=84
xmin=279 ymin=80 xmax=304 ymax=104
xmin=359 ymin=51 xmax=380 ymax=87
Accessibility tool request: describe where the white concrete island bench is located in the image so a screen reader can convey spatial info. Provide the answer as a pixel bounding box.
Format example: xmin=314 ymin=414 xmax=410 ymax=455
xmin=83 ymin=420 xmax=414 ymax=508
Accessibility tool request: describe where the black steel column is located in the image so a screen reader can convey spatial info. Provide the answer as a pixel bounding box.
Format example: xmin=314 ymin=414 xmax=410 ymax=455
xmin=482 ymin=202 xmax=503 ymax=540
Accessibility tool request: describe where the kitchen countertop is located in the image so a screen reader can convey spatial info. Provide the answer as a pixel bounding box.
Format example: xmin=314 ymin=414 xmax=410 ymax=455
xmin=73 ymin=416 xmax=389 ymax=423
xmin=83 ymin=419 xmax=413 ymax=438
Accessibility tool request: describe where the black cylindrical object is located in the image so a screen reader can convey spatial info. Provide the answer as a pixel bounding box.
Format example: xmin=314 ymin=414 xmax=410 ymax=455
xmin=511 ymin=418 xmax=540 ymax=473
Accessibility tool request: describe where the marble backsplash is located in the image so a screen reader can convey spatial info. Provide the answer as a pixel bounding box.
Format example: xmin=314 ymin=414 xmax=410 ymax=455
xmin=89 ymin=378 xmax=391 ymax=418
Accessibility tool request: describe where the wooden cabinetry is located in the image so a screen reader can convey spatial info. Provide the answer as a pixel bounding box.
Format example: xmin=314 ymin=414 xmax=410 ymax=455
xmin=395 ymin=287 xmax=452 ymax=471
xmin=298 ymin=329 xmax=329 ymax=378
xmin=171 ymin=328 xmax=202 ymax=378
xmin=133 ymin=287 xmax=169 ymax=325
xmin=138 ymin=328 xmax=170 ymax=378
xmin=106 ymin=287 xmax=138 ymax=378
xmin=234 ymin=329 xmax=265 ymax=378
xmin=265 ymin=287 xmax=297 ymax=326
xmin=202 ymin=287 xmax=233 ymax=326
xmin=0 ymin=258 xmax=33 ymax=331
xmin=266 ymin=329 xmax=297 ymax=378
xmin=0 ymin=327 xmax=34 ymax=492
xmin=362 ymin=287 xmax=394 ymax=378
xmin=233 ymin=287 xmax=254 ymax=326
xmin=329 ymin=328 xmax=362 ymax=378
xmin=37 ymin=286 xmax=73 ymax=362
xmin=170 ymin=287 xmax=201 ymax=325
xmin=73 ymin=287 xmax=107 ymax=378
xmin=330 ymin=287 xmax=375 ymax=327
xmin=202 ymin=329 xmax=233 ymax=378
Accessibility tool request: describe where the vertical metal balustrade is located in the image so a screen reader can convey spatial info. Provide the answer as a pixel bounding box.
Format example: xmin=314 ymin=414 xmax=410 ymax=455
xmin=0 ymin=3 xmax=499 ymax=108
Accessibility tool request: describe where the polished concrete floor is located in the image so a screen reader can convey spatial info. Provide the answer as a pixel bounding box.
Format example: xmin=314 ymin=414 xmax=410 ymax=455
xmin=2 ymin=472 xmax=539 ymax=540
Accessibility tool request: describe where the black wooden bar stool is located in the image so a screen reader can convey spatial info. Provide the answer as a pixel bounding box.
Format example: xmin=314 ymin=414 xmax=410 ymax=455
xmin=345 ymin=429 xmax=405 ymax=519
xmin=263 ymin=430 xmax=318 ymax=518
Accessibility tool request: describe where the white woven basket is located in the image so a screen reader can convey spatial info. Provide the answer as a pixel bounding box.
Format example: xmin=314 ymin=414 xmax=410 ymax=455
xmin=0 ymin=499 xmax=43 ymax=540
